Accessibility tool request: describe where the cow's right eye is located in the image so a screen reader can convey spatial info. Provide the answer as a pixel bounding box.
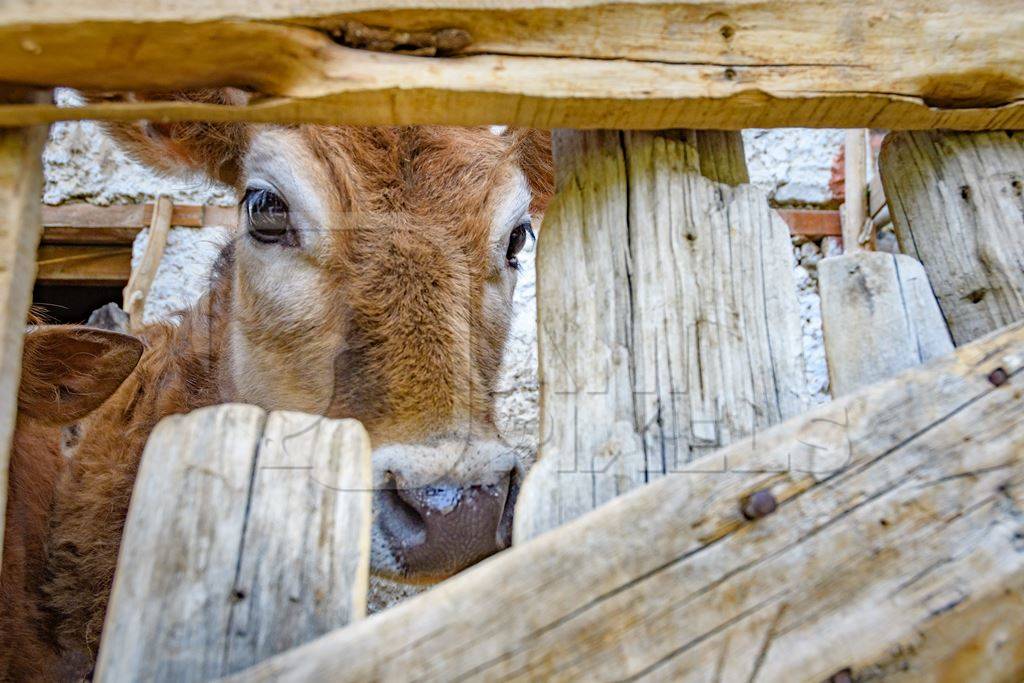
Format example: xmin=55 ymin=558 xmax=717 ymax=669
xmin=243 ymin=187 xmax=295 ymax=246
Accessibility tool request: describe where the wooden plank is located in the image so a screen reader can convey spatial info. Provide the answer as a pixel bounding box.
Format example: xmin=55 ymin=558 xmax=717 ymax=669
xmin=42 ymin=203 xmax=837 ymax=244
xmin=868 ymin=170 xmax=886 ymax=221
xmin=0 ymin=117 xmax=47 ymax=570
xmin=231 ymin=320 xmax=1024 ymax=682
xmin=819 ymin=252 xmax=954 ymax=397
xmin=880 ymin=131 xmax=1024 ymax=346
xmin=223 ymin=411 xmax=372 ymax=672
xmin=0 ymin=1 xmax=1023 ymax=129
xmin=41 ymin=202 xmax=236 ymax=229
xmin=777 ymin=208 xmax=842 ymax=238
xmin=843 ymin=129 xmax=872 ymax=251
xmin=34 ymin=245 xmax=131 ymax=286
xmin=41 ymin=202 xmax=238 ymax=245
xmin=693 ymin=130 xmax=749 ymax=186
xmin=94 ymin=406 xmax=372 ymax=682
xmin=122 ymin=195 xmax=172 ymax=330
xmin=515 ymin=129 xmax=806 ymax=541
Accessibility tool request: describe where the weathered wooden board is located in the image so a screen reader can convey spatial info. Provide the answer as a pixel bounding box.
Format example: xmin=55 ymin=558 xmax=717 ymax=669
xmin=94 ymin=405 xmax=372 ymax=683
xmin=41 ymin=203 xmax=237 ymax=246
xmin=515 ymin=130 xmax=806 ymax=541
xmin=0 ymin=1 xmax=1023 ymax=129
xmin=223 ymin=411 xmax=372 ymax=672
xmin=843 ymin=129 xmax=872 ymax=251
xmin=123 ymin=196 xmax=172 ymax=330
xmin=881 ymin=131 xmax=1024 ymax=346
xmin=819 ymin=252 xmax=954 ymax=397
xmin=0 ymin=119 xmax=47 ymax=567
xmin=232 ymin=320 xmax=1024 ymax=683
xmin=34 ymin=245 xmax=132 ymax=286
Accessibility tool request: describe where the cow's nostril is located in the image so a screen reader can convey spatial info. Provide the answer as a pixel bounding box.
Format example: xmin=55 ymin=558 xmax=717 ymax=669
xmin=396 ymin=483 xmax=463 ymax=516
xmin=376 ymin=486 xmax=427 ymax=550
xmin=378 ymin=475 xmax=512 ymax=581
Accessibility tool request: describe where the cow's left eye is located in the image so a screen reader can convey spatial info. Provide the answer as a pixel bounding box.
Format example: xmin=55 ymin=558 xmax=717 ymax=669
xmin=506 ymin=220 xmax=534 ymax=270
xmin=243 ymin=187 xmax=296 ymax=246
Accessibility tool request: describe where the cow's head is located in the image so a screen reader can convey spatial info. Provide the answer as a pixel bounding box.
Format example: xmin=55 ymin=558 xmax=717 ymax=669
xmin=107 ymin=91 xmax=553 ymax=583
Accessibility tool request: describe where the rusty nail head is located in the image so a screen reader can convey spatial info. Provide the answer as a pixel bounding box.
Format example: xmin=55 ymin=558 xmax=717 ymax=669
xmin=988 ymin=367 xmax=1009 ymax=387
xmin=741 ymin=489 xmax=777 ymax=520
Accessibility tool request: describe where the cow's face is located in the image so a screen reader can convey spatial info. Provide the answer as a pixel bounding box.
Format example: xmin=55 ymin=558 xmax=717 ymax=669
xmin=109 ymin=104 xmax=552 ymax=582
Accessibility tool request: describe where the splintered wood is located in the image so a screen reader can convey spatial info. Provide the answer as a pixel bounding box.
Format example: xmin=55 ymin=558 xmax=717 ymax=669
xmin=232 ymin=321 xmax=1024 ymax=683
xmin=94 ymin=405 xmax=372 ymax=683
xmin=881 ymin=131 xmax=1024 ymax=346
xmin=0 ymin=1 xmax=1023 ymax=129
xmin=515 ymin=130 xmax=806 ymax=541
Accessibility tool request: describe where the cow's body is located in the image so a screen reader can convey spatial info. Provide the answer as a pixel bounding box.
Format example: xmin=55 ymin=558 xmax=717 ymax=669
xmin=1 ymin=325 xmax=143 ymax=681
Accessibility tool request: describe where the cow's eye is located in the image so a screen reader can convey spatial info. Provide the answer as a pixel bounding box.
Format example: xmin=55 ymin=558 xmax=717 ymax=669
xmin=243 ymin=187 xmax=295 ymax=246
xmin=506 ymin=220 xmax=534 ymax=270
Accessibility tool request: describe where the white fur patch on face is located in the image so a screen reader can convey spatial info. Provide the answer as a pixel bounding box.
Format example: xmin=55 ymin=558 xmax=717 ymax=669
xmin=489 ymin=125 xmax=508 ymax=136
xmin=228 ymin=129 xmax=343 ymax=411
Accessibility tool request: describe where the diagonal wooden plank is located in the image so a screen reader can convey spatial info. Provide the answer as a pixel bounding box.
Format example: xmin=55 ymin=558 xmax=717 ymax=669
xmin=228 ymin=319 xmax=1024 ymax=683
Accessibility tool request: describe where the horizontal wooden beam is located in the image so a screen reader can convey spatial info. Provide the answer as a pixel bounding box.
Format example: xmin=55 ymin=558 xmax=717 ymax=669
xmin=41 ymin=203 xmax=236 ymax=245
xmin=41 ymin=202 xmax=844 ymax=246
xmin=777 ymin=208 xmax=842 ymax=238
xmin=35 ymin=245 xmax=131 ymax=285
xmin=0 ymin=1 xmax=1022 ymax=129
xmin=232 ymin=320 xmax=1024 ymax=682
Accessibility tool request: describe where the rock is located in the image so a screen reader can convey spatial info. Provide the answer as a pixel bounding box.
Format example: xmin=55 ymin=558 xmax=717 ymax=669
xmin=86 ymin=302 xmax=130 ymax=333
xmin=822 ymin=236 xmax=843 ymax=258
xmin=798 ymin=241 xmax=822 ymax=269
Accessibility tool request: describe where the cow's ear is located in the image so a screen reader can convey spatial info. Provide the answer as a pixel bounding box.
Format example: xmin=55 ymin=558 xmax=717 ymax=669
xmin=94 ymin=88 xmax=251 ymax=187
xmin=507 ymin=129 xmax=554 ymax=215
xmin=18 ymin=326 xmax=145 ymax=425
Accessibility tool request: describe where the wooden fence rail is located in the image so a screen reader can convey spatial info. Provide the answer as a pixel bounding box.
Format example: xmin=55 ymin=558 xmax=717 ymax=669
xmin=231 ymin=320 xmax=1024 ymax=682
xmin=95 ymin=406 xmax=373 ymax=682
xmin=0 ymin=1 xmax=1022 ymax=129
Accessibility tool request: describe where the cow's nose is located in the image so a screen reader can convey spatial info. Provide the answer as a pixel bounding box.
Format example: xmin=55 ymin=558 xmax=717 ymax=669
xmin=377 ymin=475 xmax=514 ymax=581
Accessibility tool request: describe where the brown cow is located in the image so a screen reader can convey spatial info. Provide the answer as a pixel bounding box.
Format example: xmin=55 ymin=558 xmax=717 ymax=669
xmin=1 ymin=325 xmax=142 ymax=682
xmin=44 ymin=91 xmax=553 ymax=668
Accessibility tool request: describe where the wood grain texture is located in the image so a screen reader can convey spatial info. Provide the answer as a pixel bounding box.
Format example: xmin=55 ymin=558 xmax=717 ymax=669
xmin=231 ymin=321 xmax=1024 ymax=683
xmin=223 ymin=411 xmax=373 ymax=672
xmin=0 ymin=1 xmax=1023 ymax=129
xmin=123 ymin=195 xmax=172 ymax=330
xmin=819 ymin=252 xmax=954 ymax=397
xmin=515 ymin=129 xmax=805 ymax=541
xmin=94 ymin=405 xmax=372 ymax=683
xmin=843 ymin=129 xmax=871 ymax=251
xmin=34 ymin=245 xmax=131 ymax=286
xmin=881 ymin=131 xmax=1024 ymax=346
xmin=0 ymin=119 xmax=47 ymax=569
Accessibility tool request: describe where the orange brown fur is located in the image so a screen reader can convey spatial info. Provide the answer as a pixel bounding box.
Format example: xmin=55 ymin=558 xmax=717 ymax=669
xmin=2 ymin=322 xmax=142 ymax=682
xmin=44 ymin=118 xmax=553 ymax=667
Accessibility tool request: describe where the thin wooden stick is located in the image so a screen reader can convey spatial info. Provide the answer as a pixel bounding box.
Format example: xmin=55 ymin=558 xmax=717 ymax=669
xmin=843 ymin=129 xmax=871 ymax=252
xmin=122 ymin=195 xmax=172 ymax=331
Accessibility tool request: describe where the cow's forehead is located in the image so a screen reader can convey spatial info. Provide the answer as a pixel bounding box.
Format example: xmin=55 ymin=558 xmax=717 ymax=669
xmin=245 ymin=125 xmax=519 ymax=217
